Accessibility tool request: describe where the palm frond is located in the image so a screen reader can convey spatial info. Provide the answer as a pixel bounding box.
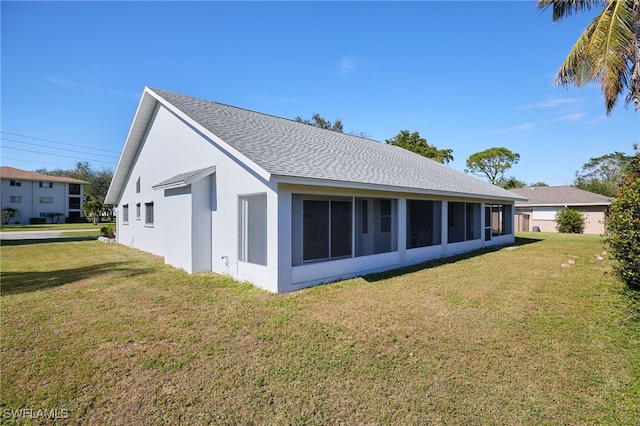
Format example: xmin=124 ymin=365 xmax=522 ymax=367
xmin=554 ymin=0 xmax=637 ymax=113
xmin=537 ymin=0 xmax=603 ymax=22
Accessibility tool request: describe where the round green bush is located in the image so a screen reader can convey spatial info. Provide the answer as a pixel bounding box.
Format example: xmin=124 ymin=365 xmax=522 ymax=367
xmin=555 ymin=207 xmax=586 ymax=233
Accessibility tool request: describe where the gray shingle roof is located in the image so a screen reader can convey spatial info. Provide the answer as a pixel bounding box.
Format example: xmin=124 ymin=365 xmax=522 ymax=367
xmin=152 ymin=166 xmax=216 ymax=189
xmin=509 ymin=186 xmax=612 ymax=206
xmin=149 ymin=88 xmax=522 ymax=201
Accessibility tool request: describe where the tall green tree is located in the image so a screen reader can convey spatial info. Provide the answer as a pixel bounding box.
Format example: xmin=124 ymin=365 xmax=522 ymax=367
xmin=465 ymin=147 xmax=520 ymax=185
xmin=574 ymin=151 xmax=633 ymax=196
xmin=82 ymin=200 xmax=105 ymax=225
xmin=385 ymin=130 xmax=454 ymax=164
xmin=537 ymin=0 xmax=640 ymax=114
xmin=295 ymin=113 xmax=344 ymax=132
xmin=36 ymin=161 xmax=113 ymax=202
xmin=499 ymin=176 xmax=527 ymax=189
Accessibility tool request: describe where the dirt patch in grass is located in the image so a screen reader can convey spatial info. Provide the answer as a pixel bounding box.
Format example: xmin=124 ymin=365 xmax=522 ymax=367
xmin=1 ymin=234 xmax=638 ymax=424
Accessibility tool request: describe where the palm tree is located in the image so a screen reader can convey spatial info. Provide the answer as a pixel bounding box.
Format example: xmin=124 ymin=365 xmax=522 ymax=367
xmin=82 ymin=200 xmax=104 ymax=225
xmin=537 ymin=0 xmax=640 ymax=114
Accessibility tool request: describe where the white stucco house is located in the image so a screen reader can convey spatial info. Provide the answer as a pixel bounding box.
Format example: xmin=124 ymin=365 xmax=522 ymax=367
xmin=1 ymin=166 xmax=88 ymax=224
xmin=105 ymin=87 xmax=526 ymax=293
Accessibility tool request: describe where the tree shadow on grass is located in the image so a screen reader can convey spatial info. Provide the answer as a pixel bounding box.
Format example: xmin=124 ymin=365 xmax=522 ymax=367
xmin=0 ymin=262 xmax=153 ymax=296
xmin=0 ymin=236 xmax=98 ymax=247
xmin=364 ymin=237 xmax=544 ymax=283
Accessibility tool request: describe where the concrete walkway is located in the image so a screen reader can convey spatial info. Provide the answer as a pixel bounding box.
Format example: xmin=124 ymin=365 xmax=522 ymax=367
xmin=0 ymin=229 xmax=98 ymax=241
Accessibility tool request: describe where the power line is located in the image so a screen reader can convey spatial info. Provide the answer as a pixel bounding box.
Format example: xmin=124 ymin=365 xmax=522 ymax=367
xmin=1 ymin=137 xmax=120 ymax=159
xmin=0 ymin=157 xmax=106 ymax=169
xmin=0 ymin=131 xmax=122 ymax=154
xmin=1 ymin=146 xmax=118 ymax=164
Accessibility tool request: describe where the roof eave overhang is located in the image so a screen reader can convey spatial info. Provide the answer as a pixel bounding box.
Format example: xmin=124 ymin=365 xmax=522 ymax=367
xmin=152 ymin=166 xmax=217 ymax=191
xmin=105 ymin=88 xmax=159 ymax=205
xmin=105 ymin=87 xmax=271 ymax=205
xmin=273 ymin=175 xmax=525 ymax=202
xmin=515 ymin=202 xmax=612 ymax=207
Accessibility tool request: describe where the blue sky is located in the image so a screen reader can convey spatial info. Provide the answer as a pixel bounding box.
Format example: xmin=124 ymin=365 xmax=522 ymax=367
xmin=2 ymin=1 xmax=638 ymax=186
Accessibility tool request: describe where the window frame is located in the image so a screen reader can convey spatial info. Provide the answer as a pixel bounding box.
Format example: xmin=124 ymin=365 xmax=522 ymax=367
xmin=144 ymin=202 xmax=154 ymax=227
xmin=238 ymin=193 xmax=268 ymax=266
xmin=122 ymin=204 xmax=129 ymax=224
xmin=302 ymin=197 xmax=353 ymax=263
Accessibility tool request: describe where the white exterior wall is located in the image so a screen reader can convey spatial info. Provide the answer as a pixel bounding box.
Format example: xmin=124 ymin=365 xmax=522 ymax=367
xmin=115 ymin=104 xmax=279 ymax=292
xmin=1 ymin=179 xmax=81 ymax=223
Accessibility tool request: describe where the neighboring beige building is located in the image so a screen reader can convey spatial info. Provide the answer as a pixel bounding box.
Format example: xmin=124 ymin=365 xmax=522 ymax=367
xmin=0 ymin=166 xmax=88 ymax=224
xmin=509 ymin=186 xmax=612 ymax=235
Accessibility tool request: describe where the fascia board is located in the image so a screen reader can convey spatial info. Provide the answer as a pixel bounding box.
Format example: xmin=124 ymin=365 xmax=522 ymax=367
xmin=105 ymin=87 xmax=158 ymax=204
xmin=152 ymin=166 xmax=217 ymax=190
xmin=516 ymin=202 xmax=612 ymax=207
xmin=273 ymin=175 xmax=526 ymax=202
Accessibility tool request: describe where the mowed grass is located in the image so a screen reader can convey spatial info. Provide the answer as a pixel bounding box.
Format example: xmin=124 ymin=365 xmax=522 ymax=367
xmin=0 ymin=222 xmax=114 ymax=232
xmin=1 ymin=233 xmax=639 ymax=425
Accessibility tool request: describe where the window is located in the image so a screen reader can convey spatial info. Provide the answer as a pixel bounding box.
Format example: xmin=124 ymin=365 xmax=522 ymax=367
xmin=69 ymin=197 xmax=81 ymax=209
xmin=122 ymin=204 xmax=129 ymax=224
xmin=9 ymin=180 xmax=21 ymax=187
xmin=448 ymin=202 xmax=480 ymax=243
xmin=303 ymin=199 xmax=352 ymax=261
xmin=136 ymin=203 xmax=141 ymax=220
xmin=136 ymin=177 xmax=141 ymax=193
xmin=490 ymin=204 xmax=513 ymax=236
xmin=69 ymin=184 xmax=81 ymax=195
xmin=380 ymin=199 xmax=392 ymax=233
xmin=361 ymin=200 xmax=368 ymax=234
xmin=39 ymin=181 xmax=53 ymax=188
xmin=238 ymin=193 xmax=267 ymax=265
xmin=145 ymin=202 xmax=154 ymax=226
xmin=39 ymin=196 xmax=53 ymax=204
xmin=532 ymin=207 xmax=558 ymax=221
xmin=9 ymin=196 xmax=22 ymax=203
xmin=407 ymin=200 xmax=442 ymax=248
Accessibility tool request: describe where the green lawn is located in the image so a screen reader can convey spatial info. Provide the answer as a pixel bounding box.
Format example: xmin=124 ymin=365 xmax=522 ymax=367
xmin=0 ymin=222 xmax=114 ymax=232
xmin=1 ymin=233 xmax=638 ymax=425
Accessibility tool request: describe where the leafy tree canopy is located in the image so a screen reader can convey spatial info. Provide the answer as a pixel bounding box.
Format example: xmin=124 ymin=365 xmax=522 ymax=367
xmin=36 ymin=161 xmax=113 ymax=203
xmin=499 ymin=176 xmax=527 ymax=189
xmin=385 ymin=130 xmax=454 ymax=164
xmin=295 ymin=113 xmax=344 ymax=133
xmin=537 ymin=0 xmax=640 ymax=114
xmin=574 ymin=151 xmax=634 ymax=197
xmin=465 ymin=147 xmax=520 ymax=185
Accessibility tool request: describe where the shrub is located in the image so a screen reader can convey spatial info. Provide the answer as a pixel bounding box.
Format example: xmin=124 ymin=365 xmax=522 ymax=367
xmin=555 ymin=207 xmax=586 ymax=233
xmin=29 ymin=218 xmax=46 ymax=225
xmin=606 ymin=166 xmax=640 ymax=290
xmin=100 ymin=226 xmax=116 ymax=238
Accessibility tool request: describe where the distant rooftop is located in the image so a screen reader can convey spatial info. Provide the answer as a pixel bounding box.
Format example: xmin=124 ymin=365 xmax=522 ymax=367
xmin=0 ymin=166 xmax=89 ymax=184
xmin=509 ymin=185 xmax=612 ymax=206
